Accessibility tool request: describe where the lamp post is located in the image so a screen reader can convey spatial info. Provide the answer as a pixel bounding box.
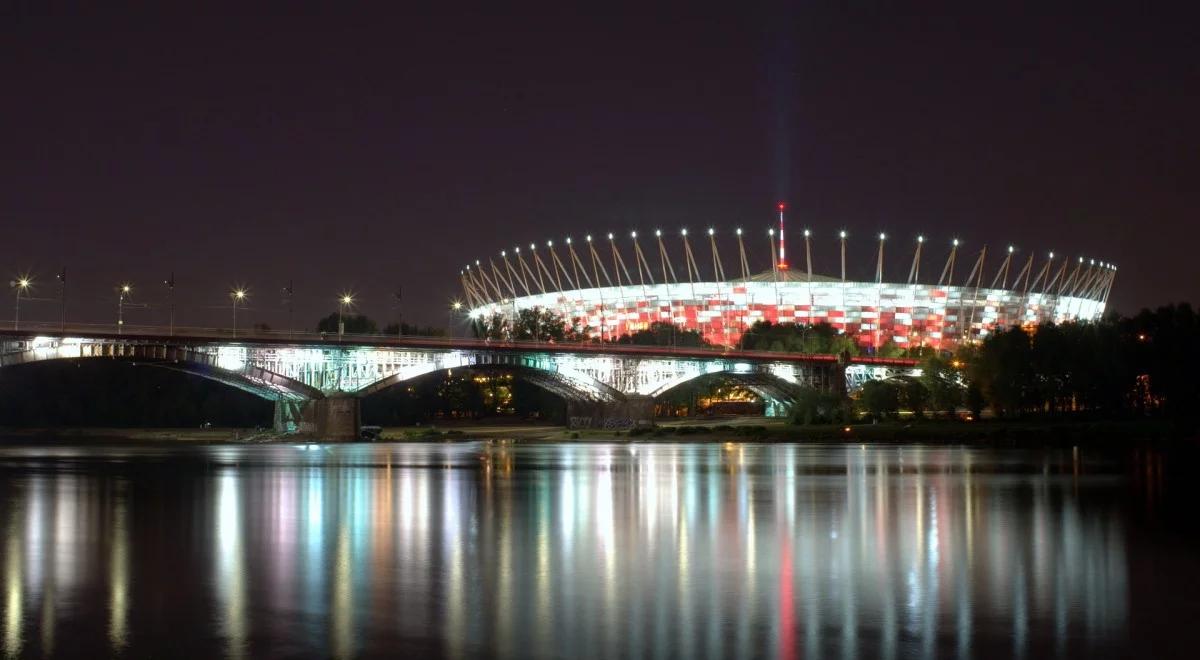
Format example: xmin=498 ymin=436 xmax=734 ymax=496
xmin=231 ymin=288 xmax=247 ymax=338
xmin=338 ymin=293 xmax=354 ymax=341
xmin=449 ymin=300 xmax=463 ymax=338
xmin=12 ymin=277 xmax=31 ymax=331
xmin=117 ymin=284 xmax=131 ymax=334
xmin=839 ymin=231 xmax=848 ymax=282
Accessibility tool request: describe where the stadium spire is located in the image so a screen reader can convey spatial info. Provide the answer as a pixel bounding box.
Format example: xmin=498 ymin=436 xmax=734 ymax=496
xmin=776 ymin=202 xmax=789 ymax=270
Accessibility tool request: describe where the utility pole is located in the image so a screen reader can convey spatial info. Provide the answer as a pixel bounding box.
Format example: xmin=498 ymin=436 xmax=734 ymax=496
xmin=394 ymin=289 xmax=403 ymax=338
xmin=282 ymin=280 xmax=294 ymax=334
xmin=163 ymin=272 xmax=175 ymax=336
xmin=57 ymin=267 xmax=67 ymax=333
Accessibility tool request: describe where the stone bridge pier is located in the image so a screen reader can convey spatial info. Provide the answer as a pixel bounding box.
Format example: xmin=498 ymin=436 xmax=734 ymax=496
xmin=273 ymin=396 xmax=362 ymax=441
xmin=566 ymin=395 xmax=655 ymax=430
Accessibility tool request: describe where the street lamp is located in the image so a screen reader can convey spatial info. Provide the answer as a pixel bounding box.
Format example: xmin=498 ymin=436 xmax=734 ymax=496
xmin=230 ymin=287 xmax=247 ymax=338
xmin=12 ymin=277 xmax=31 ymax=331
xmin=338 ymin=292 xmax=355 ymax=340
xmin=449 ymin=300 xmax=463 ymax=338
xmin=117 ymin=284 xmax=132 ymax=334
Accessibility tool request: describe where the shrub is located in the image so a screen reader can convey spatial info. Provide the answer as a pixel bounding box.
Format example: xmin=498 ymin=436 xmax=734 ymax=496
xmin=790 ymin=387 xmax=852 ymax=425
xmin=859 ymin=380 xmax=901 ymax=421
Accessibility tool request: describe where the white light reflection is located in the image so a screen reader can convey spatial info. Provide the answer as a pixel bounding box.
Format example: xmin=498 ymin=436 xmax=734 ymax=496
xmin=108 ymin=484 xmax=129 ymax=652
xmin=4 ymin=513 xmax=22 ymax=658
xmin=215 ymin=472 xmax=247 ymax=660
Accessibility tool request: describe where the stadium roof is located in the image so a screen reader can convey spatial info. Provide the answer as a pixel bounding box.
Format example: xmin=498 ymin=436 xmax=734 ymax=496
xmin=740 ymin=269 xmax=841 ymax=284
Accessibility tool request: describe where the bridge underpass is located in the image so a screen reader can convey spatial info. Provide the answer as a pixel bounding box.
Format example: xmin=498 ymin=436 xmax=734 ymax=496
xmin=0 ymin=329 xmax=918 ymax=438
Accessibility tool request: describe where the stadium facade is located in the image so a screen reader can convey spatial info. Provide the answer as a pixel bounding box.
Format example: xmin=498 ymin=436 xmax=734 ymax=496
xmin=460 ymin=209 xmax=1115 ymax=350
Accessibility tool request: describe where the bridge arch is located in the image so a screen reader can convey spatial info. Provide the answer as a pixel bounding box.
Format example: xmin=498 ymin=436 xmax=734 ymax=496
xmin=0 ymin=340 xmax=323 ymax=401
xmin=355 ymin=353 xmax=623 ymax=404
xmin=649 ymin=368 xmax=810 ymax=411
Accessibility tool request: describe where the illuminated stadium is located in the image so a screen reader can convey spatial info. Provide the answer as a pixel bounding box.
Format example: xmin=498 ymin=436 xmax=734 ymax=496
xmin=459 ymin=205 xmax=1116 ymax=350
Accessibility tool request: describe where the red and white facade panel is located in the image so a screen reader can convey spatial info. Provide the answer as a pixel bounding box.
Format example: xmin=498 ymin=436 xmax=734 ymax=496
xmin=469 ymin=281 xmax=1106 ymax=350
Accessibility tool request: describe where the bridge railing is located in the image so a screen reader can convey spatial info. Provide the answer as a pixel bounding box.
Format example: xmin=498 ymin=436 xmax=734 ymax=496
xmin=0 ymin=321 xmax=919 ymax=367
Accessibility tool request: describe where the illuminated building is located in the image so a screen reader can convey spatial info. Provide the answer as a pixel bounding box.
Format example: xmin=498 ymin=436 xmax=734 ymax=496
xmin=460 ymin=211 xmax=1114 ymax=349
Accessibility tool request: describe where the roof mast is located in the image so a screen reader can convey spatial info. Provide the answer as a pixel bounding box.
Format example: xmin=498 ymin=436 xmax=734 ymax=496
xmin=776 ymin=202 xmax=789 ymax=270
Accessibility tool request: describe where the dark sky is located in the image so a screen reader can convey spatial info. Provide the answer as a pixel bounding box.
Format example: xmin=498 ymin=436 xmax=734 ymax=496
xmin=3 ymin=2 xmax=1198 ymax=331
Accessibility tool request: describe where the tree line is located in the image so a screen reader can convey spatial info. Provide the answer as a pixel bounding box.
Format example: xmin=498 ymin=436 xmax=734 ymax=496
xmin=314 ymin=312 xmax=446 ymax=337
xmin=795 ymin=303 xmax=1199 ymax=425
xmin=472 ymin=310 xmax=708 ymax=347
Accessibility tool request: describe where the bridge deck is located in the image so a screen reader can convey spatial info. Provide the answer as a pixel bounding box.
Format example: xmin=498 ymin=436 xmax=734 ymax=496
xmin=0 ymin=324 xmax=918 ymax=367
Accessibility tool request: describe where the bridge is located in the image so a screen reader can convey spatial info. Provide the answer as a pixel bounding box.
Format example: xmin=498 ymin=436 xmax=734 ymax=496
xmin=0 ymin=325 xmax=918 ymax=439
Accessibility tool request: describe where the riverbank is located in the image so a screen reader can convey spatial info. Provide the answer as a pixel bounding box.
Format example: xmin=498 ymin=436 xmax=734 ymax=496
xmin=0 ymin=417 xmax=1193 ymax=447
xmin=0 ymin=427 xmax=272 ymax=444
xmin=383 ymin=417 xmax=1194 ymax=447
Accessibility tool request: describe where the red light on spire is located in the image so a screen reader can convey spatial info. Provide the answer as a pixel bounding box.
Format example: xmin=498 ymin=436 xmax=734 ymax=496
xmin=777 ymin=201 xmax=789 ymax=270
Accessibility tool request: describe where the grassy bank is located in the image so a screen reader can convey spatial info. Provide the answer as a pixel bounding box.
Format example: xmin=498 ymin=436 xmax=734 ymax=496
xmin=390 ymin=417 xmax=1192 ymax=447
xmin=771 ymin=418 xmax=1188 ymax=446
xmin=1 ymin=417 xmax=1192 ymax=447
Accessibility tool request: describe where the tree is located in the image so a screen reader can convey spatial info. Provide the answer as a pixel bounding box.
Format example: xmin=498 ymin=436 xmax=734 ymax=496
xmin=382 ymin=322 xmax=446 ymax=337
xmin=739 ymin=321 xmax=860 ymax=356
xmin=896 ymin=377 xmax=930 ymax=418
xmin=919 ymin=353 xmax=963 ymax=417
xmin=512 ymin=308 xmax=573 ymax=341
xmin=316 ymin=312 xmax=377 ymax=334
xmin=616 ymin=322 xmax=708 ymax=347
xmin=790 ymin=386 xmax=851 ymax=425
xmin=971 ymin=326 xmax=1033 ymax=417
xmin=469 ymin=307 xmax=575 ymax=341
xmin=858 ymin=380 xmax=900 ymax=421
xmin=965 ymin=382 xmax=985 ymax=420
xmin=472 ymin=313 xmax=509 ymax=340
xmin=877 ymin=339 xmax=906 ymax=358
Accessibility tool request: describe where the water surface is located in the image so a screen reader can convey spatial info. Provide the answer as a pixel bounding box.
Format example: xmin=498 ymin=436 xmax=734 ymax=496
xmin=0 ymin=441 xmax=1195 ymax=658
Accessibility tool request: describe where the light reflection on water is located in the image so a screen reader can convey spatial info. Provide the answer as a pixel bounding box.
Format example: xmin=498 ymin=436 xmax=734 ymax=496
xmin=0 ymin=442 xmax=1191 ymax=658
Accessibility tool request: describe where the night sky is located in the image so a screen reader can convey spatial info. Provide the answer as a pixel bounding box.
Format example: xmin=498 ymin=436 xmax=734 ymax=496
xmin=3 ymin=3 xmax=1197 ymax=331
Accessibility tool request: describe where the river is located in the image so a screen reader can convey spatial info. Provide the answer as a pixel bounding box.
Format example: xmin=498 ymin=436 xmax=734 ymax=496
xmin=0 ymin=441 xmax=1196 ymax=658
